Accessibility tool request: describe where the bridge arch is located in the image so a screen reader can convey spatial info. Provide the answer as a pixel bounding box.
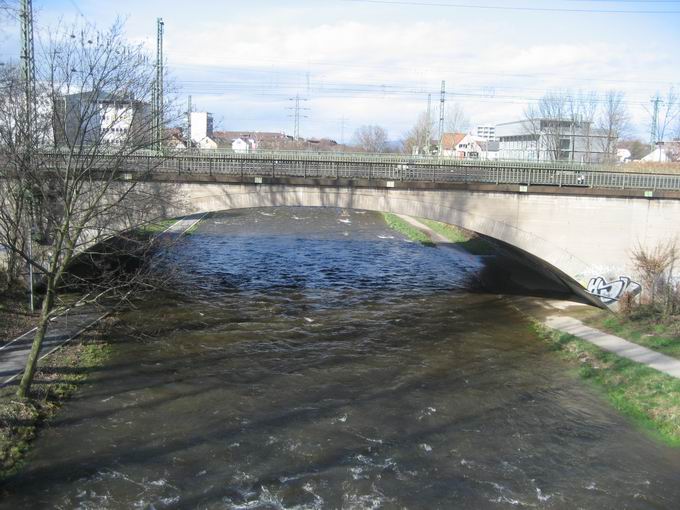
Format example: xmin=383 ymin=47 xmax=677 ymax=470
xmin=148 ymin=181 xmax=680 ymax=307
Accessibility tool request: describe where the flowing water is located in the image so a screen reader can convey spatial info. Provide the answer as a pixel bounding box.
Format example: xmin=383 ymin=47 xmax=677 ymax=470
xmin=2 ymin=207 xmax=680 ymax=509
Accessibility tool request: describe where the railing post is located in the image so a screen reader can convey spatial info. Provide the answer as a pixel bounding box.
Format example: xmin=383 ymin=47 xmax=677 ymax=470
xmin=336 ymin=161 xmax=340 ymax=180
xmin=272 ymin=160 xmax=276 ymax=178
xmin=209 ymin=158 xmax=213 ymax=177
xmin=240 ymin=159 xmax=244 ymax=179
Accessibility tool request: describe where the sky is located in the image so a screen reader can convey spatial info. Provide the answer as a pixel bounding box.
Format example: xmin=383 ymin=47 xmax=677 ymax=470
xmin=1 ymin=0 xmax=680 ymax=143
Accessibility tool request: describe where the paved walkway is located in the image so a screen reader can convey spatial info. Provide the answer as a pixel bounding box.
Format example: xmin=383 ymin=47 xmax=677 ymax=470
xmin=545 ymin=315 xmax=680 ymax=379
xmin=395 ymin=214 xmax=481 ymax=266
xmin=0 ymin=308 xmax=107 ymax=387
xmin=0 ymin=214 xmax=207 ymax=388
xmin=396 ymin=215 xmax=680 ymax=381
xmin=160 ymin=213 xmax=207 ymax=236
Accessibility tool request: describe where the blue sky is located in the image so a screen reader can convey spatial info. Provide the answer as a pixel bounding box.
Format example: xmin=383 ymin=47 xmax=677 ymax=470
xmin=2 ymin=0 xmax=679 ymax=142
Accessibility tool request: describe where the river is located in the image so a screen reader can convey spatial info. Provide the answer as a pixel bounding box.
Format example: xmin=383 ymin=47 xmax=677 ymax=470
xmin=2 ymin=207 xmax=680 ymax=509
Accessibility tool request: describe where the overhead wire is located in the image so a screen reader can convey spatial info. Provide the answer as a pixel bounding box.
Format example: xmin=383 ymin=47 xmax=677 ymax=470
xmin=341 ymin=0 xmax=680 ymax=14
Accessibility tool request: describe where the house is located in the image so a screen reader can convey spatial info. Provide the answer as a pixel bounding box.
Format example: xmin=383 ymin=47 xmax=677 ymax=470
xmin=440 ymin=133 xmax=467 ymax=157
xmin=231 ymin=137 xmax=254 ymax=153
xmin=440 ymin=132 xmax=496 ymax=159
xmin=616 ymin=148 xmax=632 ymax=163
xmin=196 ymin=136 xmax=217 ymax=150
xmin=166 ymin=134 xmax=186 ymax=150
xmin=641 ymin=141 xmax=680 ymax=163
xmin=496 ymin=119 xmax=610 ymax=162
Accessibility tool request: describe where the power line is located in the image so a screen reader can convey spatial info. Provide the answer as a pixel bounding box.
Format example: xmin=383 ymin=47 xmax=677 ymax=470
xmin=650 ymin=95 xmax=662 ymax=145
xmin=342 ymin=0 xmax=680 ymax=14
xmin=438 ymin=80 xmax=445 ymax=150
xmin=287 ymin=94 xmax=309 ymax=140
xmin=152 ymin=17 xmax=164 ymax=152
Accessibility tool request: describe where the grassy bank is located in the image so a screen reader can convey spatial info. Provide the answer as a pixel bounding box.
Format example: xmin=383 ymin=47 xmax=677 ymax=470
xmin=0 ymin=321 xmax=113 ymax=479
xmin=136 ymin=218 xmax=178 ymax=236
xmin=583 ymin=308 xmax=680 ymax=360
xmin=381 ymin=213 xmax=435 ymax=246
xmin=0 ymin=290 xmax=35 ymax=346
xmin=537 ymin=323 xmax=680 ymax=446
xmin=417 ymin=218 xmax=496 ymax=255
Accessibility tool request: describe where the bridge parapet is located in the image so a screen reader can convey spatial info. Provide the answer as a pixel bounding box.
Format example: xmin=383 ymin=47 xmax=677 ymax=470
xmin=33 ymin=150 xmax=680 ymax=193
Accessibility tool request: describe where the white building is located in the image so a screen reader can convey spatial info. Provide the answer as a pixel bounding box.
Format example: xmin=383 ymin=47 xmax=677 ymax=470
xmin=440 ymin=132 xmax=499 ymax=159
xmin=196 ymin=136 xmax=217 ymax=150
xmin=641 ymin=142 xmax=680 ymax=163
xmin=58 ymin=92 xmax=150 ymax=147
xmin=100 ymin=102 xmax=135 ymax=145
xmin=476 ymin=125 xmax=496 ymax=141
xmin=232 ymin=137 xmax=257 ymax=153
xmin=496 ymin=119 xmax=610 ymax=162
xmin=616 ymin=148 xmax=632 ymax=163
xmin=190 ymin=111 xmax=214 ymax=144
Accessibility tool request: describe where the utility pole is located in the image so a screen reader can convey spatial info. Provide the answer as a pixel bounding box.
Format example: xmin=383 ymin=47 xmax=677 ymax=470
xmin=650 ymin=95 xmax=662 ymax=146
xmin=153 ymin=18 xmax=164 ymax=152
xmin=424 ymin=93 xmax=432 ymax=155
xmin=438 ymin=80 xmax=446 ymax=155
xmin=340 ymin=116 xmax=348 ymax=146
xmin=20 ymin=0 xmax=36 ymax=312
xmin=20 ymin=0 xmax=36 ymax=145
xmin=186 ymin=95 xmax=192 ymax=148
xmin=287 ymin=94 xmax=309 ymax=140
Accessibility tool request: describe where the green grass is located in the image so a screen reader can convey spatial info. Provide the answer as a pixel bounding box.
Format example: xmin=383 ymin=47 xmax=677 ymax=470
xmin=418 ymin=218 xmax=496 ymax=255
xmin=382 ymin=213 xmax=435 ymax=246
xmin=0 ymin=332 xmax=112 ymax=479
xmin=136 ymin=218 xmax=179 ymax=235
xmin=537 ymin=323 xmax=680 ymax=446
xmin=585 ymin=310 xmax=680 ymax=360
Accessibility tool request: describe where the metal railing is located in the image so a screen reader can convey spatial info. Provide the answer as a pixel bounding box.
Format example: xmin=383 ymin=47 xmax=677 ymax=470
xmin=36 ymin=151 xmax=680 ymax=192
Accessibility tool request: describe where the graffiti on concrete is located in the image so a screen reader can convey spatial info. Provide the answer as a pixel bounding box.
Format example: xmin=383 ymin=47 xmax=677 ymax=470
xmin=587 ymin=276 xmax=641 ymax=305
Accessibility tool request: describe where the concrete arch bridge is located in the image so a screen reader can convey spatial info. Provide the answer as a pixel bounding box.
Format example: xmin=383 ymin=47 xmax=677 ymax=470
xmin=130 ymin=153 xmax=680 ymax=308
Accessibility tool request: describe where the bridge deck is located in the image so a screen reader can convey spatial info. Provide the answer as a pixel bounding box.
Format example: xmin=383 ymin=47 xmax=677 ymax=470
xmin=71 ymin=152 xmax=680 ymax=193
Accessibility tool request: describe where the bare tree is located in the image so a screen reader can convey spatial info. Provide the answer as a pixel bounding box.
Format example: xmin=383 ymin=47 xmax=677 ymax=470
xmin=597 ymin=90 xmax=629 ymax=163
xmin=0 ymin=19 xmax=177 ymax=398
xmin=353 ymin=125 xmax=389 ymax=153
xmin=525 ymin=91 xmax=570 ymax=160
xmin=444 ymin=103 xmax=470 ymax=134
xmin=401 ymin=112 xmax=435 ymax=155
xmin=655 ymin=87 xmax=680 ymax=143
xmin=631 ymin=241 xmax=679 ymax=316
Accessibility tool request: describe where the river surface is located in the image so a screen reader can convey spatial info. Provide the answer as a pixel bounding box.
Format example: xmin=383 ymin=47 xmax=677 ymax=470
xmin=2 ymin=207 xmax=680 ymax=509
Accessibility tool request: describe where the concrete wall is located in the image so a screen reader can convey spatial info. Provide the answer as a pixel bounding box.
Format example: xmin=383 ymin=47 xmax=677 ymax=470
xmin=150 ymin=181 xmax=680 ymax=301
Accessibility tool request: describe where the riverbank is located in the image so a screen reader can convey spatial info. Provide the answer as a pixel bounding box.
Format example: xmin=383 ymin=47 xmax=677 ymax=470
xmin=536 ymin=315 xmax=680 ymax=446
xmin=581 ymin=307 xmax=680 ymax=360
xmin=381 ymin=213 xmax=435 ymax=246
xmin=382 ymin=213 xmax=680 ymax=446
xmin=0 ymin=215 xmax=204 ymax=480
xmin=0 ymin=319 xmax=114 ymax=479
xmin=511 ymin=299 xmax=680 ymax=447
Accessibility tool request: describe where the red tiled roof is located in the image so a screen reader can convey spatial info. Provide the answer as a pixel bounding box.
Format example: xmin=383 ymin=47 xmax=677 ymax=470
xmin=440 ymin=132 xmax=466 ymax=150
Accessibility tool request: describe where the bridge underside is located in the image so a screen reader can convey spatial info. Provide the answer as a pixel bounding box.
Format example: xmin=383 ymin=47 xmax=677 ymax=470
xmin=148 ymin=181 xmax=680 ymax=307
